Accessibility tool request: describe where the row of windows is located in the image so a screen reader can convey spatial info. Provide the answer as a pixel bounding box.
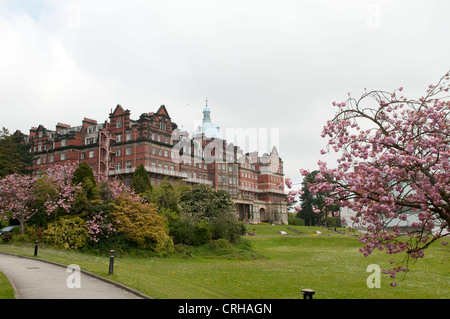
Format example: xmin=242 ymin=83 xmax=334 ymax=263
xmin=217 ymin=186 xmax=254 ymax=198
xmin=218 ymin=176 xmax=239 ymax=184
xmin=115 ymin=146 xmax=171 ymax=158
xmin=241 ymin=171 xmax=257 ymax=180
xmin=184 ymin=160 xmax=207 ymax=169
xmin=35 ymin=126 xmax=102 ymax=140
xmin=35 ymin=152 xmax=70 ymax=164
xmin=115 ymin=161 xmax=132 ymax=170
xmin=151 ymin=147 xmax=169 ymax=157
xmin=218 ymin=176 xmax=258 ymax=189
xmin=115 ymin=131 xmax=172 ymax=144
xmin=34 ymin=130 xmax=174 ymax=150
xmin=114 ymin=161 xmax=208 ymax=181
xmin=80 ymin=151 xmax=96 ymax=159
xmin=32 ymin=137 xmax=93 ymax=152
xmin=114 ymin=119 xmax=167 ymax=130
xmin=217 ymin=163 xmax=239 ymax=172
xmin=36 ymin=149 xmax=99 ymax=163
xmin=271 ymin=175 xmax=283 ymax=183
xmin=186 ymin=171 xmax=208 ymax=180
xmin=241 ymin=181 xmax=258 ymax=189
xmin=87 ymin=125 xmax=103 ymax=134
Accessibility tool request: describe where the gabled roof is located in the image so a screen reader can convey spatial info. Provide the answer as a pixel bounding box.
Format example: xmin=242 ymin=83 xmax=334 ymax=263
xmin=156 ymin=105 xmax=171 ymax=119
xmin=110 ymin=104 xmax=130 ymax=117
xmin=271 ymin=146 xmax=278 ymax=155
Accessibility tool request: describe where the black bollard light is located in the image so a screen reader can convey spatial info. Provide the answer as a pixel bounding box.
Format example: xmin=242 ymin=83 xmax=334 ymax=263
xmin=34 ymin=241 xmax=39 ymax=256
xmin=301 ymin=289 xmax=315 ymax=299
xmin=109 ymin=250 xmax=115 ymax=275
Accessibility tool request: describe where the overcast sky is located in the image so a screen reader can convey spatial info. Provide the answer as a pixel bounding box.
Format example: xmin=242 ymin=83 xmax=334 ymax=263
xmin=0 ymin=0 xmax=449 ymax=184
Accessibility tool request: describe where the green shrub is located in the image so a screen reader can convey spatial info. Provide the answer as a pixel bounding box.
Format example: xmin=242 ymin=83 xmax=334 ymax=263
xmin=42 ymin=216 xmax=89 ymax=250
xmin=11 ymin=234 xmax=28 ymax=244
xmin=173 ymin=244 xmax=195 ymax=258
xmin=326 ymin=216 xmax=342 ymax=228
xmin=1 ymin=233 xmax=13 ymax=243
xmin=193 ymin=222 xmax=212 ymax=246
xmin=209 ymin=216 xmax=246 ymax=244
xmin=170 ymin=218 xmax=213 ymax=246
xmin=228 ymin=221 xmax=247 ymax=244
xmin=212 ymin=238 xmax=232 ymax=250
xmin=85 ymin=231 xmax=135 ymax=255
xmin=288 ymin=213 xmax=305 ymax=226
xmin=24 ymin=225 xmax=44 ymax=242
xmin=169 ymin=218 xmax=195 ymax=245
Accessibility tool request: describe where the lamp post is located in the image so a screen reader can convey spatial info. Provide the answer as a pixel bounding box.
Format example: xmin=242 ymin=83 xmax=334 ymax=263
xmin=34 ymin=241 xmax=39 ymax=256
xmin=109 ymin=250 xmax=115 ymax=275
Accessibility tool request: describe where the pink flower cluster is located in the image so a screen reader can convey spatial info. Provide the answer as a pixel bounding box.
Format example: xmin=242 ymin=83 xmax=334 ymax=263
xmin=282 ymin=177 xmax=304 ymax=211
xmin=85 ymin=211 xmax=117 ymax=243
xmin=96 ymin=175 xmax=140 ymax=202
xmin=42 ymin=163 xmax=80 ymax=214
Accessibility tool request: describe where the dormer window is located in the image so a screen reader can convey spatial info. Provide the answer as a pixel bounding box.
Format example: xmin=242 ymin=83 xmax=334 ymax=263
xmin=159 ymin=121 xmax=166 ymax=130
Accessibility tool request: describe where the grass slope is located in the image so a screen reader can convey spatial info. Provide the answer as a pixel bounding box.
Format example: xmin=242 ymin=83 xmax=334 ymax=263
xmin=0 ymin=224 xmax=448 ymax=299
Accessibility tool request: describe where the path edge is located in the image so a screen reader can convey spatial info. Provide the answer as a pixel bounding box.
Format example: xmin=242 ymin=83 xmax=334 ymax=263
xmin=0 ymin=267 xmax=19 ymax=299
xmin=0 ymin=251 xmax=153 ymax=299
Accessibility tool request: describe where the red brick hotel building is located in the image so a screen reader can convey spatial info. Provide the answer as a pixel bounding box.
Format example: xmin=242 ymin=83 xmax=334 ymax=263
xmin=23 ymin=103 xmax=287 ymax=224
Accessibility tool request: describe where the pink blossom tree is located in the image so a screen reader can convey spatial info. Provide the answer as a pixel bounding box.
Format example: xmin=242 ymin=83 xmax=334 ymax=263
xmin=0 ymin=163 xmax=79 ymax=234
xmin=296 ymin=71 xmax=450 ymax=282
xmin=0 ymin=173 xmax=37 ymax=234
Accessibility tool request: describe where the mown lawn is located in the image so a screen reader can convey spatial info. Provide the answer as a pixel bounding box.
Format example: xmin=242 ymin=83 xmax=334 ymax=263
xmin=0 ymin=225 xmax=448 ymax=299
xmin=0 ymin=271 xmax=15 ymax=299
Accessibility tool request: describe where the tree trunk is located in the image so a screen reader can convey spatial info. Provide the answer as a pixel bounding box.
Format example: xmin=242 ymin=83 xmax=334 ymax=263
xmin=19 ymin=220 xmax=25 ymax=235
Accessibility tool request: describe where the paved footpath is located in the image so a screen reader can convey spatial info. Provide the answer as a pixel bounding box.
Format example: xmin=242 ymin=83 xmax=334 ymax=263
xmin=0 ymin=252 xmax=150 ymax=299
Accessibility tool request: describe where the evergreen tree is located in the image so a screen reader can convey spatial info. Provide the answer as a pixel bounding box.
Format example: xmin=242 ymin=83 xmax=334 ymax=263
xmin=130 ymin=164 xmax=152 ymax=195
xmin=72 ymin=162 xmax=97 ymax=200
xmin=299 ymin=170 xmax=340 ymax=227
xmin=0 ymin=128 xmax=33 ymax=177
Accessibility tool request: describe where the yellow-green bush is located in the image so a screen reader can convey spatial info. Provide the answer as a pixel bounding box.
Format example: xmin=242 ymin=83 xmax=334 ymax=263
xmin=42 ymin=216 xmax=89 ymax=250
xmin=110 ymin=194 xmax=174 ymax=254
